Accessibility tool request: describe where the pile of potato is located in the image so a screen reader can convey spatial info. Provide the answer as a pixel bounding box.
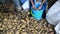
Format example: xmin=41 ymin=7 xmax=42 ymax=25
xmin=0 ymin=11 xmax=55 ymax=34
xmin=0 ymin=0 xmax=55 ymax=34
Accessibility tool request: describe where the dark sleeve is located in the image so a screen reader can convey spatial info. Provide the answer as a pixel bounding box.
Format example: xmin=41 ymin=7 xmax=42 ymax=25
xmin=48 ymin=0 xmax=57 ymax=9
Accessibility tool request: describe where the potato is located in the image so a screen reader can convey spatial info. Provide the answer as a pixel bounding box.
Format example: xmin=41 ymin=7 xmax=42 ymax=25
xmin=4 ymin=18 xmax=8 ymax=22
xmin=21 ymin=25 xmax=26 ymax=28
xmin=0 ymin=28 xmax=3 ymax=30
xmin=21 ymin=32 xmax=27 ymax=34
xmin=15 ymin=31 xmax=19 ymax=34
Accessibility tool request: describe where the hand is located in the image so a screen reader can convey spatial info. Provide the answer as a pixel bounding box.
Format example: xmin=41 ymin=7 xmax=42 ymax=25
xmin=32 ymin=5 xmax=37 ymax=10
xmin=38 ymin=5 xmax=42 ymax=10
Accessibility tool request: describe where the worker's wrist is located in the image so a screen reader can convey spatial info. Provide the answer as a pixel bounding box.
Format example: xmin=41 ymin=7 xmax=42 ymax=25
xmin=32 ymin=4 xmax=34 ymax=6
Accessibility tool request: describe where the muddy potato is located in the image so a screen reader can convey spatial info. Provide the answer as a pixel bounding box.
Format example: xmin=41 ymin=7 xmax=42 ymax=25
xmin=26 ymin=18 xmax=30 ymax=21
xmin=21 ymin=32 xmax=27 ymax=34
xmin=15 ymin=31 xmax=20 ymax=34
xmin=45 ymin=32 xmax=48 ymax=34
xmin=33 ymin=32 xmax=36 ymax=34
xmin=43 ymin=23 xmax=47 ymax=26
xmin=27 ymin=27 xmax=30 ymax=30
xmin=8 ymin=19 xmax=11 ymax=22
xmin=15 ymin=17 xmax=18 ymax=20
xmin=11 ymin=30 xmax=14 ymax=34
xmin=14 ymin=19 xmax=17 ymax=22
xmin=18 ymin=14 xmax=21 ymax=16
xmin=7 ymin=32 xmax=12 ymax=34
xmin=31 ymin=28 xmax=35 ymax=31
xmin=26 ymin=15 xmax=29 ymax=18
xmin=12 ymin=23 xmax=15 ymax=25
xmin=22 ymin=29 xmax=26 ymax=32
xmin=21 ymin=24 xmax=26 ymax=28
xmin=35 ymin=30 xmax=38 ymax=33
xmin=10 ymin=15 xmax=13 ymax=19
xmin=48 ymin=28 xmax=53 ymax=31
xmin=19 ymin=28 xmax=22 ymax=31
xmin=7 ymin=30 xmax=14 ymax=34
xmin=45 ymin=27 xmax=48 ymax=30
xmin=27 ymin=12 xmax=30 ymax=15
xmin=6 ymin=28 xmax=9 ymax=30
xmin=29 ymin=28 xmax=32 ymax=31
xmin=36 ymin=23 xmax=39 ymax=26
xmin=32 ymin=30 xmax=35 ymax=33
xmin=7 ymin=21 xmax=11 ymax=25
xmin=20 ymin=19 xmax=25 ymax=23
xmin=44 ymin=25 xmax=47 ymax=28
xmin=12 ymin=26 xmax=16 ymax=30
xmin=35 ymin=26 xmax=39 ymax=29
xmin=17 ymin=26 xmax=20 ymax=30
xmin=26 ymin=22 xmax=29 ymax=24
xmin=41 ymin=28 xmax=44 ymax=31
xmin=0 ymin=23 xmax=2 ymax=27
xmin=0 ymin=28 xmax=4 ymax=30
xmin=9 ymin=7 xmax=14 ymax=11
xmin=34 ymin=23 xmax=37 ymax=27
xmin=4 ymin=16 xmax=7 ymax=20
xmin=48 ymin=24 xmax=53 ymax=28
xmin=49 ymin=32 xmax=54 ymax=34
xmin=38 ymin=30 xmax=43 ymax=34
xmin=7 ymin=25 xmax=12 ymax=29
xmin=4 ymin=18 xmax=8 ymax=22
xmin=2 ymin=25 xmax=7 ymax=29
xmin=10 ymin=19 xmax=14 ymax=23
xmin=6 ymin=5 xmax=9 ymax=8
xmin=24 ymin=21 xmax=26 ymax=24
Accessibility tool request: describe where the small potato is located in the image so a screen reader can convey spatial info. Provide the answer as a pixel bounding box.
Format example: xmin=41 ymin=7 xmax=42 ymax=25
xmin=21 ymin=32 xmax=27 ymax=34
xmin=15 ymin=31 xmax=19 ymax=34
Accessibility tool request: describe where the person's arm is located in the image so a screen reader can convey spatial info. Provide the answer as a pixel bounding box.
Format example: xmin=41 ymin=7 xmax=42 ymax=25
xmin=38 ymin=0 xmax=46 ymax=10
xmin=30 ymin=0 xmax=37 ymax=10
xmin=30 ymin=0 xmax=34 ymax=6
xmin=41 ymin=0 xmax=46 ymax=6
